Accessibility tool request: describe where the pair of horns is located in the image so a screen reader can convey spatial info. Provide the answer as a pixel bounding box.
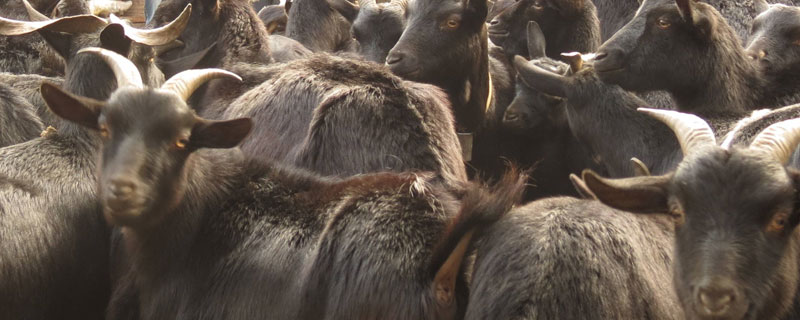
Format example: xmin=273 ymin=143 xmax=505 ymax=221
xmin=6 ymin=0 xmax=191 ymax=47
xmin=639 ymin=108 xmax=800 ymax=165
xmin=78 ymin=47 xmax=240 ymax=101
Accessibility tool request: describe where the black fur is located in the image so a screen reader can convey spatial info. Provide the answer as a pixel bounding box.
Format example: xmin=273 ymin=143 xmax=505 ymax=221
xmin=468 ymin=197 xmax=682 ymax=319
xmin=351 ymin=0 xmax=406 ymax=63
xmin=0 ymin=83 xmax=43 ymax=148
xmin=285 ymin=0 xmax=354 ymax=52
xmin=746 ymin=4 xmax=800 ymax=107
xmin=221 ymin=54 xmax=468 ymax=191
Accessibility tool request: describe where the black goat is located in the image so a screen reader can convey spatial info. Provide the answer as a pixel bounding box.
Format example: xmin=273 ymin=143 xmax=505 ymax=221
xmin=221 ymin=54 xmax=468 ymax=191
xmin=594 ymin=0 xmax=773 ymax=113
xmin=501 ymin=23 xmax=604 ymax=200
xmin=488 ymin=0 xmax=601 ymax=59
xmin=578 ymin=108 xmax=800 ymax=320
xmin=0 ymin=83 xmax=43 ymax=148
xmin=44 ymin=50 xmax=525 ymax=318
xmin=0 ymin=11 xmax=189 ymax=318
xmin=349 ymin=0 xmax=406 ymax=63
xmin=285 ymin=0 xmax=356 ymax=52
xmin=747 ymin=3 xmax=800 ymax=107
xmin=467 ymin=197 xmax=682 ymax=319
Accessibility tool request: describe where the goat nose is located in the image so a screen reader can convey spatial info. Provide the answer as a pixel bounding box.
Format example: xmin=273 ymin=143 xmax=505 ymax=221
xmin=697 ymin=283 xmax=736 ymax=315
xmin=594 ymin=52 xmax=609 ymax=61
xmin=504 ymin=111 xmax=520 ymax=122
xmin=385 ymin=52 xmax=404 ymax=65
xmin=109 ymin=179 xmax=136 ymax=198
xmin=489 ymin=19 xmax=500 ymax=26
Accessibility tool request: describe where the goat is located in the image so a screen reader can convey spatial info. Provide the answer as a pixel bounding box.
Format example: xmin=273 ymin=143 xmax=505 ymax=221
xmin=45 ymin=48 xmax=525 ymax=318
xmin=467 ymin=196 xmax=682 ymax=319
xmin=500 ymin=22 xmax=605 ymax=200
xmin=0 ymin=83 xmax=43 ymax=148
xmin=257 ymin=4 xmax=288 ymax=35
xmin=349 ymin=0 xmax=407 ymax=63
xmin=285 ymin=0 xmax=356 ymax=52
xmin=220 ymin=54 xmax=468 ymax=191
xmin=594 ymin=0 xmax=777 ymax=114
xmin=747 ymin=3 xmax=800 ymax=107
xmin=0 ymin=11 xmax=189 ymax=318
xmin=578 ymin=108 xmax=800 ymax=320
xmin=488 ymin=0 xmax=601 ymax=59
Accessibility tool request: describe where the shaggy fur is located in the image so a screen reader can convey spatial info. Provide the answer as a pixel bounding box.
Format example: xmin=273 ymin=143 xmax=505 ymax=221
xmin=0 ymin=83 xmax=43 ymax=148
xmin=65 ymin=83 xmax=525 ymax=318
xmin=222 ymin=54 xmax=468 ymax=191
xmin=468 ymin=197 xmax=681 ymax=319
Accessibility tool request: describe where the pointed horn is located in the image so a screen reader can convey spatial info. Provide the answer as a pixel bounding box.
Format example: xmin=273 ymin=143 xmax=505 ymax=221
xmin=638 ymin=108 xmax=716 ymax=155
xmin=107 ymin=4 xmax=191 ymax=46
xmin=0 ymin=14 xmax=107 ymax=36
xmin=160 ymin=69 xmax=241 ymax=101
xmin=749 ymin=118 xmax=800 ymax=165
xmin=22 ymin=0 xmax=51 ymax=21
xmin=78 ymin=47 xmax=144 ymax=88
xmin=561 ymin=52 xmax=584 ymax=73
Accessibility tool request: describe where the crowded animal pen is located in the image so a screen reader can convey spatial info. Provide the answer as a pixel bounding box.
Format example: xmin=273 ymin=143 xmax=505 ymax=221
xmin=2 ymin=0 xmax=800 ymax=318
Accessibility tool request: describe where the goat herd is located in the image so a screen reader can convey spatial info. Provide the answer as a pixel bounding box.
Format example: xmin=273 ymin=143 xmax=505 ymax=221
xmin=2 ymin=0 xmax=800 ymax=318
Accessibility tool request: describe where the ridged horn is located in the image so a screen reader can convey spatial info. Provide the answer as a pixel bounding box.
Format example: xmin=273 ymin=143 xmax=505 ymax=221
xmin=160 ymin=69 xmax=242 ymax=101
xmin=107 ymin=4 xmax=191 ymax=46
xmin=0 ymin=14 xmax=107 ymax=36
xmin=638 ymin=108 xmax=716 ymax=155
xmin=78 ymin=47 xmax=144 ymax=88
xmin=749 ymin=118 xmax=800 ymax=164
xmin=22 ymin=0 xmax=51 ymax=21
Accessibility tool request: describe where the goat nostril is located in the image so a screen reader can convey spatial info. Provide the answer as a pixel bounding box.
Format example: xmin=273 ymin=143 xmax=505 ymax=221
xmin=489 ymin=19 xmax=500 ymax=26
xmin=504 ymin=112 xmax=519 ymax=122
xmin=697 ymin=287 xmax=735 ymax=314
xmin=109 ymin=179 xmax=135 ymax=198
xmin=385 ymin=53 xmax=404 ymax=65
xmin=594 ymin=52 xmax=608 ymax=60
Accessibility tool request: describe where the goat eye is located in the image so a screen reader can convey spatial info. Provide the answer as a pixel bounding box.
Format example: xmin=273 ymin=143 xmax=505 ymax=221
xmin=532 ymin=0 xmax=545 ymax=9
xmin=445 ymin=18 xmax=460 ymax=29
xmin=767 ymin=212 xmax=789 ymax=233
xmin=657 ymin=17 xmax=671 ymax=29
xmin=175 ymin=138 xmax=189 ymax=150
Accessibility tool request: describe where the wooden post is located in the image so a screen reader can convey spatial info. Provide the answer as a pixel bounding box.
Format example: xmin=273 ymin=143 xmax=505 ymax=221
xmin=122 ymin=0 xmax=146 ymax=26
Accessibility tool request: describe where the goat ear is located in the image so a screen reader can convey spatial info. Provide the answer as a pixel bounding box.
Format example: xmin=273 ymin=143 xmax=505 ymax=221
xmin=526 ymin=21 xmax=546 ymax=59
xmin=100 ymin=24 xmax=133 ymax=56
xmin=40 ymin=82 xmax=105 ymax=129
xmin=38 ymin=30 xmax=73 ymax=60
xmin=676 ymin=0 xmax=714 ymax=38
xmin=465 ymin=0 xmax=489 ymax=23
xmin=157 ymin=42 xmax=216 ymax=78
xmin=513 ymin=55 xmax=568 ymax=98
xmin=190 ymin=118 xmax=253 ymax=149
xmin=328 ymin=0 xmax=359 ymax=23
xmin=285 ymin=0 xmax=292 ymax=14
xmin=581 ymin=170 xmax=671 ymax=214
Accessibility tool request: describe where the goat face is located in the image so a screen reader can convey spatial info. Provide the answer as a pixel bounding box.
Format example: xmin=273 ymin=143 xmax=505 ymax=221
xmin=386 ymin=0 xmax=487 ymax=81
xmin=352 ymin=0 xmax=405 ymax=63
xmin=746 ymin=5 xmax=800 ymax=88
xmin=581 ymin=111 xmax=800 ymax=320
xmin=42 ymin=81 xmax=250 ymax=229
xmin=593 ymin=0 xmax=720 ymax=92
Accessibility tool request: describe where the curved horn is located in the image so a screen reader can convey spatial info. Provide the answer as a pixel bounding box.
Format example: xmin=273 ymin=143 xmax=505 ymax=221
xmin=107 ymin=4 xmax=191 ymax=46
xmin=638 ymin=108 xmax=716 ymax=155
xmin=22 ymin=0 xmax=51 ymax=21
xmin=78 ymin=47 xmax=144 ymax=88
xmin=0 ymin=14 xmax=107 ymax=35
xmin=160 ymin=69 xmax=242 ymax=101
xmin=749 ymin=118 xmax=800 ymax=164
